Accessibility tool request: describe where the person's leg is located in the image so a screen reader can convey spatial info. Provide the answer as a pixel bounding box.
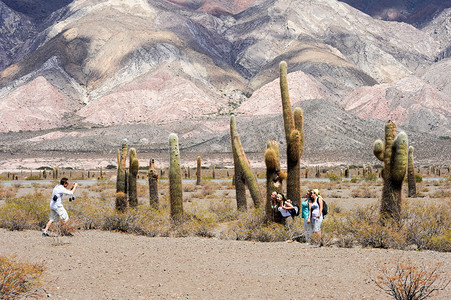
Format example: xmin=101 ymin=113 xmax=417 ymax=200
xmin=44 ymin=220 xmax=53 ymax=232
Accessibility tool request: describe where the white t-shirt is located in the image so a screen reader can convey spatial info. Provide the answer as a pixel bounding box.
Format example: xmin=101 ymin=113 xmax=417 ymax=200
xmin=278 ymin=206 xmax=292 ymax=217
xmin=50 ymin=184 xmax=74 ymax=210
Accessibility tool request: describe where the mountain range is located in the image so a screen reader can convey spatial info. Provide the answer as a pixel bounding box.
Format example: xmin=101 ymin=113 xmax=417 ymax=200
xmin=0 ymin=0 xmax=450 ymax=166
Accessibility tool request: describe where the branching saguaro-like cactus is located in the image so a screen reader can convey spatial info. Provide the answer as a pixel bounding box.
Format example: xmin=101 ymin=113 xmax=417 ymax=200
xmin=148 ymin=158 xmax=159 ymax=209
xmin=279 ymin=61 xmax=304 ymax=205
xmin=230 ymin=115 xmax=262 ymax=210
xmin=196 ymin=156 xmax=201 ymax=185
xmin=407 ymin=146 xmax=416 ymax=197
xmin=116 ymin=139 xmax=128 ymax=211
xmin=264 ymin=140 xmax=286 ymax=222
xmin=373 ymin=120 xmax=408 ymax=222
xmin=128 ymin=148 xmax=139 ymax=208
xmin=169 ymin=133 xmax=183 ymax=223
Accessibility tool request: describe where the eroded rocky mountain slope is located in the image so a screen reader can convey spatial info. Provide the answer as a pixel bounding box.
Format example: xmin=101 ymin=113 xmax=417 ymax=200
xmin=0 ymin=0 xmax=450 ymax=165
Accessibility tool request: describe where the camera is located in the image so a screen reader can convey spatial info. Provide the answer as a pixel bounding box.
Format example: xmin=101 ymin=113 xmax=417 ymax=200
xmin=53 ymin=195 xmax=58 ymax=201
xmin=69 ymin=196 xmax=76 ymax=202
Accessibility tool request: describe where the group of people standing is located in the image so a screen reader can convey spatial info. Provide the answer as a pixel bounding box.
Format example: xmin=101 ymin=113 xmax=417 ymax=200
xmin=271 ymin=189 xmax=324 ymax=245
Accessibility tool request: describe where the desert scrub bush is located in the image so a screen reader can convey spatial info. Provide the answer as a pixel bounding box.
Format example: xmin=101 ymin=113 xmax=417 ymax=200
xmin=209 ymin=197 xmax=239 ymax=222
xmin=325 ymin=173 xmax=342 ymax=182
xmin=0 ymin=255 xmax=46 ymax=299
xmin=364 ymin=172 xmax=378 ymax=181
xmin=350 ymin=186 xmax=376 ymax=198
xmin=0 ymin=193 xmax=48 ymax=230
xmin=223 ymin=209 xmax=290 ymax=242
xmin=102 ymin=207 xmax=172 ymax=237
xmin=369 ymin=257 xmax=450 ymax=300
xmin=68 ymin=196 xmax=113 ymax=230
xmin=332 ymin=204 xmax=408 ymax=249
xmin=404 ymin=201 xmax=451 ymax=251
xmin=0 ymin=184 xmax=17 ymax=200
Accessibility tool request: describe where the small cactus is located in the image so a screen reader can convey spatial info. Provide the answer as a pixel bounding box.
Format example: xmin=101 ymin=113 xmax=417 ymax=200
xmin=115 ymin=192 xmax=127 ymax=212
xmin=196 ymin=156 xmax=201 ymax=185
xmin=373 ymin=120 xmax=408 ymax=222
xmin=169 ymin=133 xmax=183 ymax=223
xmin=128 ymin=148 xmax=139 ymax=208
xmin=148 ymin=159 xmax=159 ymax=209
xmin=407 ymin=146 xmax=416 ymax=197
xmin=116 ymin=139 xmax=128 ymax=211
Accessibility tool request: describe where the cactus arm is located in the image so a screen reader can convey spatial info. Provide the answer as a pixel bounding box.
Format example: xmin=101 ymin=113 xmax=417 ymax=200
xmin=373 ymin=139 xmax=385 ymax=161
xmin=391 ymin=132 xmax=408 ymax=183
xmin=294 ymin=107 xmax=304 ymax=157
xmin=280 ymin=61 xmax=294 ymax=141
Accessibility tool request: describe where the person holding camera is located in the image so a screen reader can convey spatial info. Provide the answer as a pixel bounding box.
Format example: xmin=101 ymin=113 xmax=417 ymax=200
xmin=42 ymin=177 xmax=77 ymax=237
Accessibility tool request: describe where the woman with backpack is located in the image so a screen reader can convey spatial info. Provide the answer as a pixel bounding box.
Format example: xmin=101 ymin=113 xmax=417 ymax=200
xmin=307 ymin=189 xmax=324 ymax=245
xmin=276 ymin=193 xmax=294 ymax=225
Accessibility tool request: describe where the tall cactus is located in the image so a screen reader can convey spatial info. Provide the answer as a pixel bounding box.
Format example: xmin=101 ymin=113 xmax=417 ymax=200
xmin=169 ymin=133 xmax=183 ymax=223
xmin=148 ymin=158 xmax=159 ymax=209
xmin=264 ymin=140 xmax=286 ymax=222
xmin=407 ymin=146 xmax=416 ymax=197
xmin=279 ymin=61 xmax=304 ymax=205
xmin=373 ymin=120 xmax=408 ymax=222
xmin=196 ymin=156 xmax=201 ymax=185
xmin=128 ymin=148 xmax=139 ymax=208
xmin=116 ymin=139 xmax=128 ymax=211
xmin=230 ymin=115 xmax=262 ymax=210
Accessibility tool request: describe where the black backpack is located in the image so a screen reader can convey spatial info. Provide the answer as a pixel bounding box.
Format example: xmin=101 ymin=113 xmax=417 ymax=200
xmin=289 ymin=202 xmax=300 ymax=217
xmin=320 ymin=198 xmax=328 ymax=217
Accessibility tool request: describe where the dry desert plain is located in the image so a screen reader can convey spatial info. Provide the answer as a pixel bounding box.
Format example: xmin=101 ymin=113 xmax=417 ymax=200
xmin=0 ymin=164 xmax=450 ymax=299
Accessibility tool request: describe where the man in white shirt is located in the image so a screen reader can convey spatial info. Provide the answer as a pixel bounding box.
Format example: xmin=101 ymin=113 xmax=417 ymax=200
xmin=42 ymin=177 xmax=77 ymax=237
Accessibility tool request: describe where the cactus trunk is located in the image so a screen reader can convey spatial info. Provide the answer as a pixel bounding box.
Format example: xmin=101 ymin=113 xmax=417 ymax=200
xmin=196 ymin=156 xmax=201 ymax=185
xmin=373 ymin=121 xmax=408 ymax=222
xmin=407 ymin=146 xmax=416 ymax=197
xmin=169 ymin=133 xmax=183 ymax=223
xmin=230 ymin=115 xmax=262 ymax=210
xmin=116 ymin=139 xmax=128 ymax=211
xmin=128 ymin=148 xmax=139 ymax=208
xmin=264 ymin=140 xmax=284 ymax=222
xmin=148 ymin=159 xmax=159 ymax=209
xmin=280 ymin=61 xmax=304 ymax=205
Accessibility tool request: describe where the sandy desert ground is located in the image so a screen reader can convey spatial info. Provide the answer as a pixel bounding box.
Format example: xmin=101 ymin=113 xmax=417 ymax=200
xmin=1 ymin=228 xmax=450 ymax=300
xmin=1 ymin=172 xmax=450 ymax=299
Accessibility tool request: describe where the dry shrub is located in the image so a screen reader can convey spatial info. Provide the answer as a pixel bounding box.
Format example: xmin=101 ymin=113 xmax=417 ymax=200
xmin=183 ymin=184 xmax=196 ymax=192
xmin=0 ymin=184 xmax=18 ymax=200
xmin=351 ymin=186 xmax=376 ymax=198
xmin=369 ymin=258 xmax=450 ymax=300
xmin=323 ymin=200 xmax=450 ymax=251
xmin=0 ymin=255 xmax=45 ymax=299
xmin=0 ymin=193 xmax=48 ymax=230
xmin=209 ymin=197 xmax=239 ymax=222
xmin=224 ymin=209 xmax=290 ymax=242
xmin=404 ymin=201 xmax=451 ymax=251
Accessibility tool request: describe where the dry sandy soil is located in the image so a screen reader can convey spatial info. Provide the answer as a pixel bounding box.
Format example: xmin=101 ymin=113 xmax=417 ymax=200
xmin=1 ymin=229 xmax=450 ymax=300
xmin=1 ymin=176 xmax=450 ymax=299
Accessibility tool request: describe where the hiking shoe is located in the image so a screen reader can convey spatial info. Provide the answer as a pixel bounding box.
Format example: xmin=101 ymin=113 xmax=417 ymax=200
xmin=65 ymin=233 xmax=74 ymax=237
xmin=42 ymin=231 xmax=49 ymax=237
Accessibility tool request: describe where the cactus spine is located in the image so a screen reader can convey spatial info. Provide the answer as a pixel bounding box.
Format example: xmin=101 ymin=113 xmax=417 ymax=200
xmin=128 ymin=148 xmax=139 ymax=208
xmin=373 ymin=120 xmax=408 ymax=222
xmin=116 ymin=139 xmax=128 ymax=211
xmin=196 ymin=156 xmax=201 ymax=185
xmin=280 ymin=61 xmax=304 ymax=205
xmin=148 ymin=159 xmax=159 ymax=209
xmin=407 ymin=146 xmax=416 ymax=197
xmin=169 ymin=133 xmax=183 ymax=223
xmin=230 ymin=115 xmax=262 ymax=209
xmin=264 ymin=140 xmax=286 ymax=222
